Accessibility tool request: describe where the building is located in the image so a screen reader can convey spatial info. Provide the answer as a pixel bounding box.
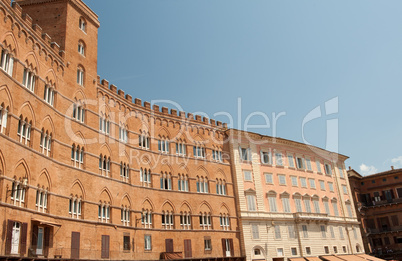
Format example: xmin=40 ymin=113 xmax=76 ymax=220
xmin=348 ymin=167 xmax=402 ymax=260
xmin=228 ymin=129 xmax=364 ymax=261
xmin=0 ymin=0 xmax=242 ymax=259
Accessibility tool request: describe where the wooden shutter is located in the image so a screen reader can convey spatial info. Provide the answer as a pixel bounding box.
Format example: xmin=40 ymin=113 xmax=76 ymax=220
xmin=31 ymin=224 xmax=38 ymax=252
xmin=221 ymin=238 xmax=226 ymax=256
xmin=20 ymin=222 xmax=28 ymax=255
xmin=397 ymin=188 xmax=402 ymax=198
xmin=101 ymin=235 xmax=110 ymax=258
xmin=392 ymin=215 xmax=399 ymax=226
xmin=165 ymin=238 xmax=173 ymax=253
xmin=71 ymin=232 xmax=80 ymax=259
xmin=184 ymin=239 xmax=192 ymax=258
xmin=44 ymin=227 xmax=51 ymax=256
xmin=5 ymin=220 xmax=13 ymax=255
xmin=229 ymin=239 xmax=234 ymax=256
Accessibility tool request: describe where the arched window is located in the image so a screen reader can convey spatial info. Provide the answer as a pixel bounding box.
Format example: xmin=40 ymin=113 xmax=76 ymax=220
xmin=0 ymin=48 xmax=14 ymax=75
xmin=196 ymin=176 xmax=208 ymax=193
xmin=36 ymin=186 xmax=48 ymax=213
xmin=17 ymin=116 xmax=32 ymax=145
xmin=220 ymin=213 xmax=230 ymax=230
xmin=11 ymin=179 xmax=27 ymax=207
xmin=121 ymin=206 xmax=130 ymax=226
xmin=119 ymin=123 xmax=128 ymax=143
xmin=120 ymin=162 xmax=129 ymax=182
xmin=69 ymin=196 xmax=82 ymax=219
xmin=199 ymin=212 xmax=211 ymax=230
xmin=141 ymin=209 xmax=152 ymax=228
xmin=216 ymin=179 xmax=226 ymax=195
xmin=0 ymin=103 xmax=9 ymax=134
xmin=212 ymin=147 xmax=223 ymax=162
xmin=71 ymin=144 xmax=84 ymax=169
xmin=79 ymin=17 xmax=86 ymax=32
xmin=158 ymin=136 xmax=170 ymax=153
xmin=72 ymin=100 xmax=85 ymax=123
xmin=43 ymin=84 xmax=55 ymax=106
xmin=180 ymin=211 xmax=191 ymax=230
xmin=99 ymin=154 xmax=111 ymax=177
xmin=98 ymin=201 xmax=110 ymax=223
xmin=193 ymin=144 xmax=206 ymax=158
xmin=40 ymin=129 xmax=52 ymax=156
xmin=140 ymin=168 xmax=151 ymax=187
xmin=99 ymin=112 xmax=110 ymax=135
xmin=78 ymin=40 xmax=85 ymax=56
xmin=178 ymin=174 xmax=188 ymax=192
xmin=23 ymin=68 xmax=36 ymax=92
xmin=161 ymin=210 xmax=174 ymax=229
xmin=160 ymin=172 xmax=172 ymax=190
xmin=77 ymin=66 xmax=84 ymax=86
xmin=139 ymin=131 xmax=150 ymax=149
xmin=176 ymin=139 xmax=186 ymax=156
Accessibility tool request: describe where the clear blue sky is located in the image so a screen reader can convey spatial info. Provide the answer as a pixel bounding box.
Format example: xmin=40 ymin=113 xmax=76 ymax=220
xmin=85 ymin=0 xmax=402 ymax=175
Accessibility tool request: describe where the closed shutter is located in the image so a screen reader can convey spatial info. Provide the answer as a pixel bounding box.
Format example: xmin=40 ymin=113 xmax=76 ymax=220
xmin=184 ymin=239 xmax=192 ymax=258
xmin=31 ymin=224 xmax=38 ymax=252
xmin=377 ymin=218 xmax=382 ymax=232
xmin=5 ymin=220 xmax=13 ymax=255
xmin=392 ymin=215 xmax=399 ymax=226
xmin=229 ymin=239 xmax=234 ymax=257
xmin=165 ymin=238 xmax=173 ymax=253
xmin=44 ymin=227 xmax=51 ymax=256
xmin=101 ymin=235 xmax=110 ymax=258
xmin=397 ymin=188 xmax=402 ymax=198
xmin=221 ymin=238 xmax=226 ymax=256
xmin=71 ymin=232 xmax=80 ymax=259
xmin=20 ymin=222 xmax=28 ymax=255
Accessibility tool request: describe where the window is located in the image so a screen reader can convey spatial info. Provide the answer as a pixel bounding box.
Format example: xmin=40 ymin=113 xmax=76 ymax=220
xmin=252 ymin=224 xmax=259 ymax=239
xmin=278 ymin=174 xmax=286 ymax=185
xmin=342 ymin=185 xmax=348 ymax=194
xmin=158 ymin=138 xmax=170 ymax=153
xmin=35 ymin=188 xmax=47 ymax=213
xmin=161 ymin=211 xmax=174 ymax=229
xmin=160 ymin=172 xmax=172 ymax=190
xmin=353 ymin=227 xmax=358 ymax=239
xmin=216 ymin=179 xmax=226 ymax=195
xmin=144 ymin=235 xmax=151 ymax=250
xmin=342 ymin=246 xmax=347 ymax=253
xmin=288 ymin=225 xmax=296 ymax=238
xmin=120 ymin=162 xmax=129 ymax=182
xmin=309 ymin=178 xmax=316 ymax=189
xmin=99 ymin=113 xmax=110 ymax=135
xmin=291 ymin=247 xmax=297 ymax=256
xmin=77 ymin=66 xmax=84 ymax=86
xmin=306 ymin=247 xmax=311 ymax=255
xmin=196 ymin=176 xmax=208 ymax=193
xmin=180 ymin=212 xmax=191 ymax=230
xmin=204 ymin=237 xmax=212 ymax=251
xmin=11 ymin=180 xmax=26 ymax=207
xmin=324 ymin=246 xmax=329 ymax=254
xmin=277 ymin=248 xmax=284 ymax=256
xmin=346 ymin=204 xmax=353 ymax=217
xmin=287 ymin=154 xmax=295 ymax=168
xmin=274 ymin=225 xmax=281 ymax=239
xmin=332 ymin=201 xmax=339 ymax=216
xmin=43 ymin=84 xmax=55 ymax=106
xmin=123 ymin=235 xmax=130 ymax=251
xmin=319 ymin=180 xmax=325 ymax=190
xmin=212 ymin=149 xmax=222 ymax=162
xmin=240 ymin=147 xmax=250 ymax=161
xmin=72 ymin=101 xmax=85 ymax=123
xmin=325 ymin=163 xmax=332 ymax=175
xmin=268 ymin=195 xmax=277 ymax=212
xmin=338 ymin=227 xmax=345 ymax=239
xmin=296 ymin=157 xmax=304 ymax=169
xmin=69 ymin=197 xmax=82 ymax=219
xmin=295 ymin=198 xmax=303 ymax=212
xmin=78 ymin=41 xmax=85 ymax=56
xmin=17 ymin=116 xmax=32 ymax=145
xmin=40 ymin=130 xmax=52 ymax=156
xmin=254 ymin=249 xmax=261 ymax=256
xmin=23 ymin=68 xmax=36 ymax=92
xmin=321 ymin=225 xmax=327 ymax=238
xmin=291 ymin=176 xmax=298 ymax=186
xmin=71 ymin=144 xmax=84 ymax=169
xmin=98 ymin=203 xmax=110 ymax=223
xmin=0 ymin=49 xmax=14 ymax=75
xmin=220 ymin=214 xmax=230 ymax=230
xmin=79 ymin=17 xmax=86 ymax=32
xmin=265 ymin=173 xmax=273 ymax=184
xmin=313 ymin=199 xmax=320 ymax=213
xmin=178 ymin=174 xmax=189 ymax=192
xmin=275 ymin=152 xmax=283 ymax=166
xmin=338 ymin=166 xmax=344 ymax=178
xmin=300 ymin=177 xmax=307 ymax=188
xmin=302 ymin=225 xmax=308 ymax=238
xmin=244 ymin=170 xmax=252 ymax=181
xmin=330 ymin=226 xmax=335 ymax=238
xmin=99 ymin=154 xmax=111 ymax=177
xmin=141 ymin=209 xmax=152 ymax=228
xmin=282 ymin=197 xmax=291 ymax=213
xmin=304 ymin=198 xmax=312 ymax=213
xmin=333 ymin=246 xmax=338 ymax=254
xmin=246 ymin=195 xmax=257 ymax=211
xmin=328 ymin=182 xmax=334 ymax=192
xmin=139 ymin=132 xmax=150 ymax=149
xmin=324 ymin=200 xmax=330 ymax=215
xmin=306 ymin=158 xmax=312 ymax=171
xmin=316 ymin=160 xmax=322 ymax=173
xmin=0 ymin=103 xmax=8 ymax=134
xmin=261 ymin=151 xmax=271 ymax=164
xmin=199 ymin=212 xmax=211 ymax=230
xmin=176 ymin=141 xmax=186 ymax=156
xmin=194 ymin=145 xmax=206 ymax=158
xmin=121 ymin=207 xmax=130 ymax=226
xmin=119 ymin=124 xmax=128 ymax=143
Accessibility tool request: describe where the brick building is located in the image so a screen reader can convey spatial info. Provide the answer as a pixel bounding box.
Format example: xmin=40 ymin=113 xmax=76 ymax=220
xmin=228 ymin=130 xmax=364 ymax=261
xmin=0 ymin=0 xmax=242 ymax=259
xmin=348 ymin=167 xmax=402 ymax=260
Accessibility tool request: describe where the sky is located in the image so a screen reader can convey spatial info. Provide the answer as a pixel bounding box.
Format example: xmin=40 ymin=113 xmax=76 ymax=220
xmin=84 ymin=0 xmax=402 ymax=176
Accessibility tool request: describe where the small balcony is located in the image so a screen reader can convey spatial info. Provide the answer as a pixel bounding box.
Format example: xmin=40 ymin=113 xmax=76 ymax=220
xmin=366 ymin=226 xmax=402 ymax=235
xmin=294 ymin=212 xmax=330 ymax=222
xmin=362 ymin=198 xmax=402 ymax=208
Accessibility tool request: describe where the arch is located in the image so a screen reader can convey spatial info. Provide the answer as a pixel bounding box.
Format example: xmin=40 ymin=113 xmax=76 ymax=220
xmin=23 ymin=52 xmax=40 ymax=74
xmin=280 ymin=191 xmax=290 ymax=197
xmin=193 ymin=134 xmax=205 ymax=142
xmin=121 ymin=194 xmax=132 ymax=207
xmin=293 ymin=192 xmax=302 ymax=198
xmin=99 ymin=187 xmax=113 ymax=204
xmin=142 ymin=198 xmax=154 ymax=210
xmin=177 ymin=163 xmax=189 ymax=174
xmin=216 ymin=168 xmax=227 ymax=180
xmin=71 ymin=179 xmax=85 ymax=199
xmin=44 ymin=69 xmax=57 ymax=88
xmin=267 ymin=190 xmax=277 ymax=196
xmin=0 ymin=85 xmax=13 ymax=113
xmin=99 ymin=143 xmax=112 ymax=156
xmin=219 ymin=203 xmax=230 ymax=214
xmin=158 ymin=126 xmax=171 ymax=138
xmin=72 ymin=131 xmax=86 ymax=147
xmin=13 ymin=159 xmax=30 ymax=181
xmin=18 ymin=102 xmax=36 ymax=124
xmin=1 ymin=32 xmax=19 ymax=55
xmin=41 ymin=115 xmax=55 ymax=136
xmin=37 ymin=170 xmax=51 ymax=190
xmin=179 ymin=201 xmax=192 ymax=213
xmin=198 ymin=201 xmax=213 ymax=214
xmin=251 ymin=246 xmax=266 ymax=260
xmin=160 ymin=162 xmax=173 ymax=174
xmin=161 ymin=200 xmax=175 ymax=212
xmin=196 ymin=165 xmax=209 ymax=177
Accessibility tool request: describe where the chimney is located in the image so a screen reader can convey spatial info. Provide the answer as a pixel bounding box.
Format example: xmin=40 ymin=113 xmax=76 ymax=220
xmin=349 ymin=166 xmax=351 ymax=170
xmin=391 ymin=166 xmax=394 ymax=170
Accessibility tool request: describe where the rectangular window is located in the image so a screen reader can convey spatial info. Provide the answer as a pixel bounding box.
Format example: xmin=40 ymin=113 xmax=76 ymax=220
xmin=240 ymin=147 xmax=250 ymax=161
xmin=338 ymin=166 xmax=344 ymax=178
xmin=246 ymin=195 xmax=257 ymax=211
xmin=204 ymin=237 xmax=212 ymax=251
xmin=319 ymin=180 xmax=325 ymax=190
xmin=313 ymin=200 xmax=320 ymax=213
xmin=300 ymin=177 xmax=307 ymax=188
xmin=277 ymin=248 xmax=284 ymax=257
xmin=287 ymin=154 xmax=295 ymax=168
xmin=304 ymin=198 xmax=312 ymax=213
xmin=144 ymin=235 xmax=151 ymax=250
xmin=342 ymin=185 xmax=348 ymax=194
xmin=261 ymin=151 xmax=271 ymax=164
xmin=325 ymin=164 xmax=332 ymax=175
xmin=324 ymin=201 xmax=330 ymax=215
xmin=346 ymin=204 xmax=353 ymax=217
xmin=274 ymin=225 xmax=281 ymax=239
xmin=330 ymin=226 xmax=335 ymax=238
xmin=291 ymin=176 xmax=298 ymax=186
xmin=302 ymin=225 xmax=308 ymax=238
xmin=265 ymin=173 xmax=273 ymax=184
xmin=309 ymin=178 xmax=316 ymax=189
xmin=291 ymin=247 xmax=297 ymax=256
xmin=123 ymin=235 xmax=130 ymax=251
xmin=244 ymin=171 xmax=252 ymax=181
xmin=252 ymin=224 xmax=259 ymax=239
xmin=328 ymin=182 xmax=334 ymax=192
xmin=288 ymin=225 xmax=296 ymax=239
xmin=316 ymin=160 xmax=322 ymax=173
xmin=275 ymin=153 xmax=283 ymax=166
xmin=321 ymin=225 xmax=326 ymax=238
xmin=306 ymin=158 xmax=312 ymax=171
xmin=353 ymin=227 xmax=358 ymax=239
xmin=295 ymin=198 xmax=302 ymax=212
xmin=296 ymin=157 xmax=304 ymax=169
xmin=324 ymin=246 xmax=329 ymax=254
xmin=278 ymin=174 xmax=286 ymax=185
xmin=269 ymin=196 xmax=277 ymax=212
xmin=282 ymin=197 xmax=291 ymax=213
xmin=332 ymin=202 xmax=339 ymax=216
xmin=306 ymin=247 xmax=311 ymax=255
